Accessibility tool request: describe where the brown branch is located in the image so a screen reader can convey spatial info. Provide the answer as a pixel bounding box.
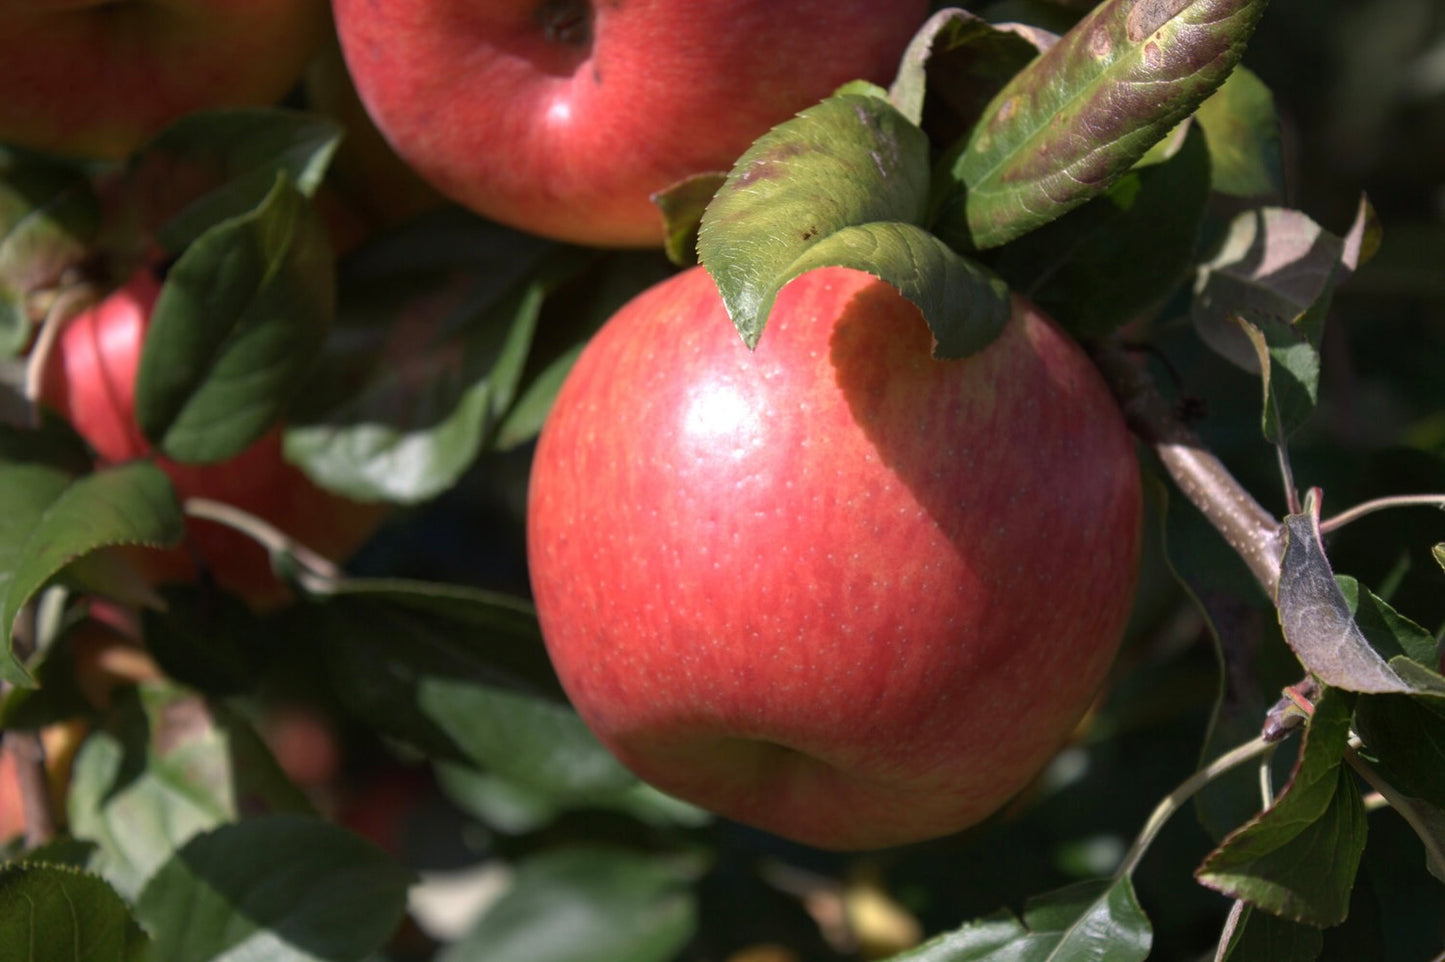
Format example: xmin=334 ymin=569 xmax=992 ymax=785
xmin=1092 ymin=340 xmax=1285 ymax=598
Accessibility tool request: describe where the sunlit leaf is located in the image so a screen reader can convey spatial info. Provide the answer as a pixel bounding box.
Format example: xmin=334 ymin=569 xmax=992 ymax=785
xmin=1193 ymin=66 xmax=1285 ymax=199
xmin=699 ymin=87 xmax=1001 ymax=354
xmin=437 ymin=847 xmax=697 ymax=962
xmin=67 ymin=682 xmax=312 ymax=900
xmin=934 ymin=0 xmax=1268 ymax=250
xmin=135 ymin=814 xmax=412 ymax=962
xmin=0 ymin=862 xmax=149 ymax=961
xmin=1198 ymin=687 xmax=1366 ymax=926
xmin=134 ymin=174 xmax=333 ymax=463
xmin=887 ymin=877 xmax=1151 ymax=960
xmin=0 ymin=461 xmax=183 ymax=686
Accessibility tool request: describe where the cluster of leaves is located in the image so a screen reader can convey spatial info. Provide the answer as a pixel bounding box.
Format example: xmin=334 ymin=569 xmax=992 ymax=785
xmin=0 ymin=0 xmax=1443 ymax=959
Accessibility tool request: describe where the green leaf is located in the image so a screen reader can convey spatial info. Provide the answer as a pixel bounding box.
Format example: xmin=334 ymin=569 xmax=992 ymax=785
xmin=134 ymin=174 xmax=334 ymax=463
xmin=1217 ymin=903 xmax=1322 ymax=962
xmin=1435 ymin=543 xmax=1445 ymax=575
xmin=0 ymin=149 xmax=100 ymax=356
xmin=0 ymin=461 xmax=183 ymax=686
xmin=135 ymin=813 xmax=412 ymax=962
xmin=1338 ymin=575 xmax=1439 ymax=666
xmin=66 ymin=683 xmax=313 ymax=900
xmin=1275 ymin=502 xmax=1415 ymax=693
xmin=888 ymin=9 xmax=1048 ymax=128
xmin=437 ymin=847 xmax=697 ymax=962
xmin=281 ymin=577 xmax=563 ymax=761
xmin=420 ymin=678 xmax=701 ymax=823
xmin=1193 ymin=66 xmax=1284 ymax=199
xmin=651 ymin=171 xmax=725 ymax=267
xmin=992 ymin=120 xmax=1211 ymax=337
xmin=283 ymin=214 xmax=574 ymax=503
xmin=697 ymin=88 xmax=952 ymax=351
xmin=1198 ymin=687 xmax=1367 ymax=926
xmin=1354 ymin=693 xmax=1445 ymax=810
xmin=0 ymin=862 xmax=150 ymax=960
xmin=886 ymin=877 xmax=1151 ymax=960
xmin=119 ymin=107 xmax=343 ymax=255
xmin=1191 ymin=203 xmax=1373 ymax=440
xmin=781 ymin=221 xmax=1010 ymax=358
xmin=935 ymin=0 xmax=1267 ymax=250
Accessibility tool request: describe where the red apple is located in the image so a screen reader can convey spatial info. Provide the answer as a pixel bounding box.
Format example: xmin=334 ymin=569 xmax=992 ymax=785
xmin=39 ymin=270 xmax=387 ymax=610
xmin=527 ymin=266 xmax=1143 ymax=850
xmin=331 ymin=0 xmax=929 ymax=247
xmin=0 ymin=0 xmax=330 ymax=160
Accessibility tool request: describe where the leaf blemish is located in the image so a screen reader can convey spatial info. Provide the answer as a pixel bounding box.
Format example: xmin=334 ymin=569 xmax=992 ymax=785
xmin=1127 ymin=0 xmax=1189 ymax=43
xmin=1090 ymin=26 xmax=1112 ymax=59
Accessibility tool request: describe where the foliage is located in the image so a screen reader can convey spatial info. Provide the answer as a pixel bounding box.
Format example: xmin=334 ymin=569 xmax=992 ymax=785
xmin=2 ymin=0 xmax=1445 ymax=959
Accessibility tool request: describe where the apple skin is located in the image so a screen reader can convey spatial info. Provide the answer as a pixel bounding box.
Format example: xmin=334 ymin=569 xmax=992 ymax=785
xmin=331 ymin=0 xmax=929 ymax=248
xmin=0 ymin=0 xmax=330 ymax=160
xmin=527 ymin=266 xmax=1143 ymax=850
xmin=39 ymin=270 xmax=387 ymax=610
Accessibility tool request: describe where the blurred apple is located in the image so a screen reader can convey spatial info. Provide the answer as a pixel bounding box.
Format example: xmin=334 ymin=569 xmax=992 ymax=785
xmin=332 ymin=0 xmax=929 ymax=246
xmin=0 ymin=0 xmax=331 ymax=159
xmin=38 ymin=269 xmax=387 ymax=610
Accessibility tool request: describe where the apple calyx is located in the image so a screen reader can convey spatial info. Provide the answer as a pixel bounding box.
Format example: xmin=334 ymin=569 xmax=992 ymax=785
xmin=537 ymin=0 xmax=592 ymax=47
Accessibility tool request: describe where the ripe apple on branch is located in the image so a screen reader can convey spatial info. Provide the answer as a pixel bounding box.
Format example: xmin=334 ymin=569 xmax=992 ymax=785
xmin=1 ymin=0 xmax=1444 ymax=957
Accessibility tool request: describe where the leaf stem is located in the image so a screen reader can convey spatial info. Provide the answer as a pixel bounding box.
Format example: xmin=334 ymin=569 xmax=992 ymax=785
xmin=1343 ymin=744 xmax=1445 ymax=873
xmin=1114 ymin=734 xmax=1278 ymax=881
xmin=1317 ymin=494 xmax=1445 ymax=536
xmin=182 ymin=497 xmax=345 ymax=593
xmin=1092 ymin=340 xmax=1285 ymax=597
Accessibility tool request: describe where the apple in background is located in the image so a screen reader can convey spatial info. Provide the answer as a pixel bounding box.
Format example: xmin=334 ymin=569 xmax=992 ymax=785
xmin=304 ymin=34 xmax=451 ymax=231
xmin=331 ymin=0 xmax=929 ymax=248
xmin=38 ymin=270 xmax=387 ymax=611
xmin=527 ymin=266 xmax=1143 ymax=850
xmin=0 ymin=0 xmax=330 ymax=160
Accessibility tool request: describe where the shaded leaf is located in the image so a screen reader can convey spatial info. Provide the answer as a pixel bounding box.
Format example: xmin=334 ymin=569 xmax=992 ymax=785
xmin=284 ymin=214 xmax=574 ymax=503
xmin=0 ymin=148 xmax=100 ymax=356
xmin=135 ymin=813 xmax=412 ymax=962
xmin=992 ymin=120 xmax=1211 ymax=336
xmin=1197 ymin=687 xmax=1366 ymax=926
xmin=1354 ymin=693 xmax=1445 ymax=810
xmin=935 ymin=0 xmax=1268 ymax=250
xmin=134 ymin=174 xmax=334 ymax=463
xmin=437 ymin=847 xmax=697 ymax=962
xmin=66 ymin=682 xmax=312 ymax=900
xmin=885 ymin=877 xmax=1151 ymax=960
xmin=0 ymin=461 xmax=183 ymax=686
xmin=697 ymin=87 xmax=949 ymax=351
xmin=434 ymin=761 xmax=708 ymax=836
xmin=889 ymin=9 xmax=1050 ymax=128
xmin=1193 ymin=66 xmax=1285 ymax=199
xmin=116 ymin=107 xmax=342 ymax=256
xmin=422 ymin=678 xmax=702 ymax=826
xmin=651 ymin=171 xmax=725 ymax=267
xmin=1275 ymin=501 xmax=1414 ymax=693
xmin=283 ymin=577 xmax=562 ymax=761
xmin=0 ymin=862 xmax=149 ymax=961
xmin=1217 ymin=902 xmax=1322 ymax=962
